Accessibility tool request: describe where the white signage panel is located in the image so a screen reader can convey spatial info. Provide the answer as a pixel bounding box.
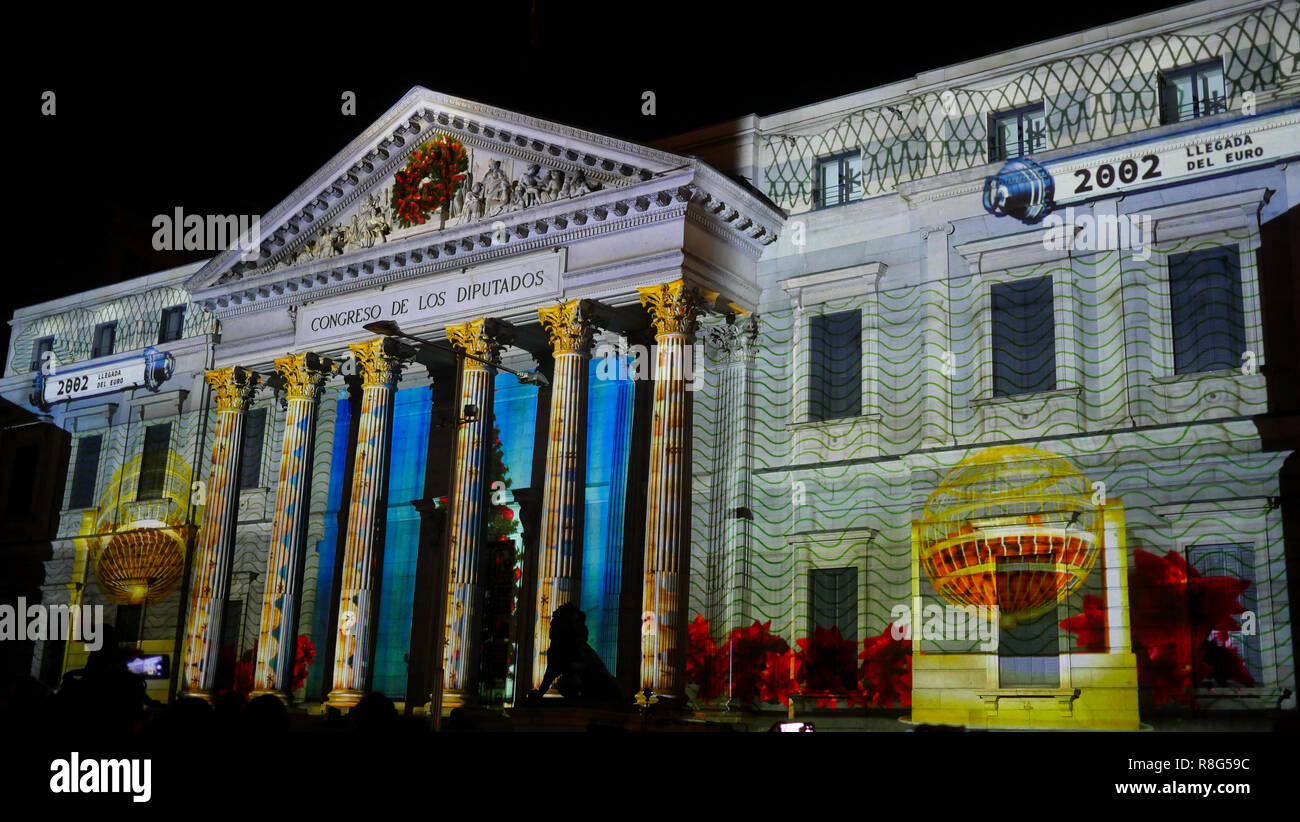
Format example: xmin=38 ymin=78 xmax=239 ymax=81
xmin=1048 ymin=110 xmax=1300 ymax=205
xmin=40 ymin=349 xmax=172 ymax=406
xmin=295 ymin=251 xmax=563 ymax=348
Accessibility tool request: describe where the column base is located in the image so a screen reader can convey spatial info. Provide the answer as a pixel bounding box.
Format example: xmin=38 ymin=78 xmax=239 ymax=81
xmin=440 ymin=688 xmax=475 ymax=712
xmin=178 ymin=689 xmax=213 ymax=703
xmin=325 ymin=688 xmax=366 ymax=709
xmin=248 ymin=688 xmax=291 ymax=703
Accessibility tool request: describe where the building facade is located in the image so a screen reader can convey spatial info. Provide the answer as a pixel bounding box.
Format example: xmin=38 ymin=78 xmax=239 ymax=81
xmin=4 ymin=0 xmax=1297 ymax=729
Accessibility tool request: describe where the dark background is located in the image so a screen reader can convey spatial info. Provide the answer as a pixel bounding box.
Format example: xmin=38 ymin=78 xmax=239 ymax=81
xmin=9 ymin=0 xmax=1184 ymax=361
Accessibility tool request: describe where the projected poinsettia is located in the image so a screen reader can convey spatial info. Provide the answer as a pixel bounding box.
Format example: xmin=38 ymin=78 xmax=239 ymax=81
xmin=1060 ymin=548 xmax=1255 ymax=705
xmin=686 ymin=617 xmax=911 ymax=708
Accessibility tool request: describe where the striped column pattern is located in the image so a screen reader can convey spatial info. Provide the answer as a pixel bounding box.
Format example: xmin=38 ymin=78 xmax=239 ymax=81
xmin=707 ymin=313 xmax=759 ymax=638
xmin=637 ymin=280 xmax=717 ymax=696
xmin=442 ymin=318 xmax=510 ymax=703
xmin=251 ymin=352 xmax=334 ymax=700
xmin=532 ymin=299 xmax=596 ymax=689
xmin=327 ymin=338 xmax=408 ymax=707
xmin=181 ymin=365 xmax=262 ymax=698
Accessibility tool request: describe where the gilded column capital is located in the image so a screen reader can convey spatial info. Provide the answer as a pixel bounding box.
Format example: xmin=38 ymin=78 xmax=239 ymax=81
xmin=349 ymin=338 xmax=410 ymax=389
xmin=205 ymin=366 xmax=262 ymax=411
xmin=275 ymin=352 xmax=337 ymax=401
xmin=538 ymin=299 xmax=596 ymax=356
xmin=445 ymin=317 xmax=512 ymax=370
xmin=637 ymin=280 xmax=719 ymax=338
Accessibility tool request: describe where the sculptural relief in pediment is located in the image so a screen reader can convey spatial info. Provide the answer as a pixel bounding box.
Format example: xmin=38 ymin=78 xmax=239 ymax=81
xmin=264 ymin=145 xmax=607 ymax=274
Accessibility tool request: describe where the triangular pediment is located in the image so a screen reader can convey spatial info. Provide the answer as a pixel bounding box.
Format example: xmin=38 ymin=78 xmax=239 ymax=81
xmin=186 ymin=87 xmax=694 ymax=292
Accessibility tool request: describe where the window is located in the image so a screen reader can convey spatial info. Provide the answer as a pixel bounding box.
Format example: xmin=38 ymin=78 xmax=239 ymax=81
xmin=1185 ymin=543 xmax=1260 ymax=686
xmin=158 ymin=306 xmax=186 ymax=344
xmin=238 ymin=407 xmax=267 ymax=490
xmin=815 ymin=152 xmax=862 ymax=208
xmin=31 ymin=337 xmax=54 ymax=373
xmin=991 ymin=277 xmax=1056 ymax=396
xmin=808 ymin=566 xmax=858 ymax=691
xmin=989 ymin=104 xmax=1047 ymax=162
xmin=997 ymin=557 xmax=1060 ymax=687
xmin=116 ymin=604 xmax=142 ymax=646
xmin=91 ymin=322 xmax=116 ymax=359
xmin=1160 ymin=60 xmax=1227 ymax=124
xmin=809 ymin=310 xmax=861 ymax=421
xmin=1168 ymin=244 xmax=1245 ymax=375
xmin=136 ymin=423 xmax=172 ymax=500
xmin=68 ymin=435 xmax=103 ymax=509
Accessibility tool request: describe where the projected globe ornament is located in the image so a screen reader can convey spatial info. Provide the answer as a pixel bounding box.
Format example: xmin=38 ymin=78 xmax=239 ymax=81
xmin=919 ymin=446 xmax=1100 ymax=628
xmin=94 ymin=521 xmax=186 ymax=606
xmin=84 ymin=449 xmax=196 ymax=607
xmin=983 ymin=156 xmax=1055 ymax=225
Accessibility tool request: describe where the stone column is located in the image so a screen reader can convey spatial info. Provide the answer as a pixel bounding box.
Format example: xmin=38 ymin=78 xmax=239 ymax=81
xmin=442 ymin=318 xmax=511 ymax=705
xmin=531 ymin=299 xmax=596 ymax=689
xmin=637 ymin=280 xmax=716 ymax=697
xmin=251 ymin=352 xmax=334 ymax=700
xmin=327 ymin=338 xmax=409 ymax=708
xmin=180 ymin=365 xmax=262 ymax=698
xmin=708 ymin=313 xmax=759 ymax=638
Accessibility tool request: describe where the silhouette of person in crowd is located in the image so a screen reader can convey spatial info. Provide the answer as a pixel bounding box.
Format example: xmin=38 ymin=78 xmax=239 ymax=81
xmin=52 ymin=623 xmax=151 ymax=735
xmin=525 ymin=603 xmax=623 ymax=704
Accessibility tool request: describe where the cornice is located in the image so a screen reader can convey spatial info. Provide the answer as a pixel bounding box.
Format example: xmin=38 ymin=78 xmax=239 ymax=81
xmin=191 ymin=169 xmax=782 ymax=318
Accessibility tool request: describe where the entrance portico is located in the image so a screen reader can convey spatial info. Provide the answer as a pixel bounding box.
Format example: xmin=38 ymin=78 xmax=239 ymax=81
xmin=176 ymin=86 xmax=784 ymax=708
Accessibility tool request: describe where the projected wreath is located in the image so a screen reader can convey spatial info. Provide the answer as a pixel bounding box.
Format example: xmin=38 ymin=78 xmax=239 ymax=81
xmin=391 ymin=135 xmax=469 ymax=228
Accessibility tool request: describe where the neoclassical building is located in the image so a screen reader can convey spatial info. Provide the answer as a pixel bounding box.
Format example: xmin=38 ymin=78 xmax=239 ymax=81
xmin=4 ymin=0 xmax=1298 ymax=729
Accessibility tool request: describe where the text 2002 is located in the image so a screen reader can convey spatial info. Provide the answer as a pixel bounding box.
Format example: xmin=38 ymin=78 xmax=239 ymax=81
xmin=54 ymin=376 xmax=89 ymax=395
xmin=1071 ymin=154 xmax=1162 ymax=194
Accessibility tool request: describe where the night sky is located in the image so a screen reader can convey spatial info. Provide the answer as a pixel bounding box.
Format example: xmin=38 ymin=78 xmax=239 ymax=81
xmin=11 ymin=0 xmax=1184 ymax=358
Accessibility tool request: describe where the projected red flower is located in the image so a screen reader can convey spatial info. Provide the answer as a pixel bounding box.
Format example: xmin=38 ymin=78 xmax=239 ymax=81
xmin=1060 ymin=549 xmax=1254 ymax=706
xmin=686 ymin=618 xmax=914 ymax=708
xmin=855 ymin=624 xmax=912 ymax=708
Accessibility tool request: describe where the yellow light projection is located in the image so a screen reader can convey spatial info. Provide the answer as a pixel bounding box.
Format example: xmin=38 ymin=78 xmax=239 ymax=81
xmin=918 ymin=445 xmax=1101 ymax=628
xmin=84 ymin=450 xmax=198 ymax=607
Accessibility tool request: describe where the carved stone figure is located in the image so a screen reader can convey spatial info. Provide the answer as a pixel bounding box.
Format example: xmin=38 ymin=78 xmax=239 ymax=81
xmin=504 ymin=180 xmax=525 ymax=212
xmin=453 ymin=167 xmax=476 ymax=217
xmin=541 ymin=169 xmax=565 ymax=203
xmin=461 ymin=182 xmax=486 ymax=223
xmin=483 ymin=159 xmax=511 ymax=215
xmin=561 ymin=169 xmax=599 ymax=199
xmin=357 ymin=193 xmax=390 ymax=248
xmin=520 ymin=164 xmax=544 ymax=208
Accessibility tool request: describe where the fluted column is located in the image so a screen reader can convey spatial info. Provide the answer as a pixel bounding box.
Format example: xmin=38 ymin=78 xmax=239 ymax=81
xmin=181 ymin=365 xmax=262 ymax=698
xmin=637 ymin=280 xmax=717 ymax=696
xmin=532 ymin=299 xmax=596 ymax=689
xmin=327 ymin=338 xmax=409 ymax=707
xmin=708 ymin=314 xmax=759 ymax=638
xmin=442 ymin=318 xmax=511 ymax=704
xmin=251 ymin=352 xmax=335 ymax=700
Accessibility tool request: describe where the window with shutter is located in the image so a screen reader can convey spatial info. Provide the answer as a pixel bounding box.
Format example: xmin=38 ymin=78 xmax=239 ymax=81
xmin=991 ymin=277 xmax=1056 ymax=397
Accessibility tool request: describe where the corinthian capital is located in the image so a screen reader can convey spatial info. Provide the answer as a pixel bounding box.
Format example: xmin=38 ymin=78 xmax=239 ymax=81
xmin=206 ymin=366 xmax=262 ymax=412
xmin=275 ymin=352 xmax=337 ymax=401
xmin=445 ymin=317 xmax=513 ymax=370
xmin=707 ymin=312 xmax=760 ymax=363
xmin=349 ymin=338 xmax=410 ymax=389
xmin=637 ymin=279 xmax=718 ymax=339
xmin=538 ymin=299 xmax=596 ymax=356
